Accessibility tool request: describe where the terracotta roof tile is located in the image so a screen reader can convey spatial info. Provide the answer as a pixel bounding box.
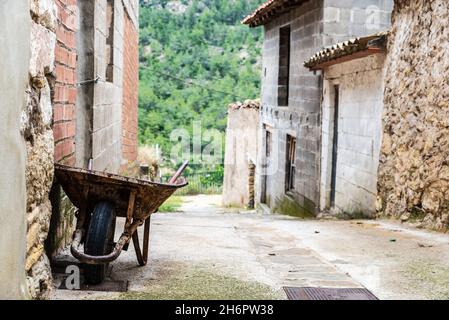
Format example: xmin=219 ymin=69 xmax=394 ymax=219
xmin=304 ymin=31 xmax=389 ymax=70
xmin=242 ymin=0 xmax=310 ymax=27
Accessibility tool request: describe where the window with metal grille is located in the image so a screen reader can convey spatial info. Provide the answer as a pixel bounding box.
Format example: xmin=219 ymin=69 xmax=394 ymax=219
xmin=285 ymin=134 xmax=296 ymax=192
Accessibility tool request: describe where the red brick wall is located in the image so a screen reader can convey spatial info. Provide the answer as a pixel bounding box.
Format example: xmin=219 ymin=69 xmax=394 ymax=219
xmin=122 ymin=11 xmax=139 ymax=169
xmin=54 ymin=0 xmax=77 ymax=165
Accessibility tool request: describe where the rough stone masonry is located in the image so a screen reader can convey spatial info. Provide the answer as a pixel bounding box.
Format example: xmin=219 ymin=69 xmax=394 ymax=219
xmin=378 ymin=0 xmax=449 ymax=231
xmin=23 ymin=0 xmax=58 ymax=299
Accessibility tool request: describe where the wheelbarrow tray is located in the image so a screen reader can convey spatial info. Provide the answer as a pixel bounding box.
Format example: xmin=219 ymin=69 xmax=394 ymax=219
xmin=55 ymin=164 xmax=187 ymax=220
xmin=54 ymin=163 xmax=188 ymax=267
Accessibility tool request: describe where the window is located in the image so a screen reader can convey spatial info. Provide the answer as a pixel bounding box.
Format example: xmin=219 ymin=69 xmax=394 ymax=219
xmin=278 ymin=25 xmax=291 ymax=106
xmin=105 ymin=0 xmax=115 ymax=82
xmin=285 ymin=135 xmax=296 ymax=192
xmin=266 ymin=130 xmax=272 ymax=158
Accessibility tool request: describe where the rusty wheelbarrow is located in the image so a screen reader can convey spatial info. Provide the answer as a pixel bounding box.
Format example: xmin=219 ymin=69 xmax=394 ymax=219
xmin=54 ymin=161 xmax=188 ymax=284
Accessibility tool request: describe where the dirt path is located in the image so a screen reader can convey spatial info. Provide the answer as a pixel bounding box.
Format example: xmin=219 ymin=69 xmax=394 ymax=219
xmin=53 ymin=195 xmax=449 ymax=300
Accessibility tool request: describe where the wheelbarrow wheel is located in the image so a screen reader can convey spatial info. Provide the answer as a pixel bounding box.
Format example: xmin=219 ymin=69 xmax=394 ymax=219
xmin=84 ymin=201 xmax=116 ymax=285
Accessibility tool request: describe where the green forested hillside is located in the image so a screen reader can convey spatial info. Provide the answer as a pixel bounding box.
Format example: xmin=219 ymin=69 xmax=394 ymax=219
xmin=138 ymin=0 xmax=264 ymax=161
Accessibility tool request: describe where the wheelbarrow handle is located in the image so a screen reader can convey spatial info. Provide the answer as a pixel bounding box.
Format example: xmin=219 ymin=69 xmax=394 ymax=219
xmin=168 ymin=160 xmax=189 ymax=184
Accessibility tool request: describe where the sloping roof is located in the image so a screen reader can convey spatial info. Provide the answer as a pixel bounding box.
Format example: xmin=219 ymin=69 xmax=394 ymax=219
xmin=242 ymin=0 xmax=310 ymax=28
xmin=304 ymin=32 xmax=389 ymax=70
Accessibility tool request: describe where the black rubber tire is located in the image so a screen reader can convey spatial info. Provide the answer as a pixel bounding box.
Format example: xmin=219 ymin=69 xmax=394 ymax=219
xmin=84 ymin=201 xmax=116 ymax=285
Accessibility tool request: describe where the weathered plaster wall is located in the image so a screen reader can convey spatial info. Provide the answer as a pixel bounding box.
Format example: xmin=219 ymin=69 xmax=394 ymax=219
xmin=257 ymin=0 xmax=392 ymax=215
xmin=0 ymin=0 xmax=30 ymax=300
xmin=75 ymin=0 xmax=94 ymax=168
xmin=378 ymin=0 xmax=449 ymax=230
xmin=223 ymin=101 xmax=260 ymax=208
xmin=54 ymin=0 xmax=78 ymax=166
xmin=24 ymin=0 xmax=58 ymax=299
xmin=321 ymin=54 xmax=386 ymax=216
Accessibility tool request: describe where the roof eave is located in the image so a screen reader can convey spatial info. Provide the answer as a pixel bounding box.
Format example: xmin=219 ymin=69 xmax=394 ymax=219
xmin=306 ymin=47 xmax=385 ymax=71
xmin=242 ymin=0 xmax=309 ymax=28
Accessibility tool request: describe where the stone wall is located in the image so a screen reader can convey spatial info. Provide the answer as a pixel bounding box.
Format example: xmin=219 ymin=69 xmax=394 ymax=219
xmin=25 ymin=0 xmax=58 ymax=299
xmin=378 ymin=0 xmax=449 ymax=231
xmin=223 ymin=100 xmax=260 ymax=208
xmin=121 ymin=8 xmax=139 ymax=170
xmin=257 ymin=0 xmax=392 ymax=215
xmin=0 ymin=0 xmax=30 ymax=300
xmin=321 ymin=54 xmax=386 ymax=216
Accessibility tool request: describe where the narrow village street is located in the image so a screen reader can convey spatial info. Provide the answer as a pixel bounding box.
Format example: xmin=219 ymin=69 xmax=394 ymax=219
xmin=54 ymin=195 xmax=449 ymax=300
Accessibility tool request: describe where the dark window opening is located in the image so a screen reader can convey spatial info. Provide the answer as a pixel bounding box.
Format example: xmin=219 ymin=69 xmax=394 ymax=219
xmin=278 ymin=25 xmax=291 ymax=107
xmin=266 ymin=130 xmax=272 ymax=158
xmin=106 ymin=0 xmax=115 ymax=82
xmin=285 ymin=134 xmax=296 ymax=192
xmin=330 ymin=85 xmax=340 ymax=208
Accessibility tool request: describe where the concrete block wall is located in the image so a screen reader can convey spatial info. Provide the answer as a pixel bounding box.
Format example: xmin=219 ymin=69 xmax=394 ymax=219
xmin=259 ymin=0 xmax=324 ymax=213
xmin=91 ymin=0 xmax=125 ymax=173
xmin=257 ymin=0 xmax=393 ymax=215
xmin=320 ymin=54 xmax=386 ymax=216
xmin=323 ymin=0 xmax=392 ymax=45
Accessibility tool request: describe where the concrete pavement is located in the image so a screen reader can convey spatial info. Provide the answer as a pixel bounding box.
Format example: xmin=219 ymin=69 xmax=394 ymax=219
xmin=53 ymin=195 xmax=449 ymax=300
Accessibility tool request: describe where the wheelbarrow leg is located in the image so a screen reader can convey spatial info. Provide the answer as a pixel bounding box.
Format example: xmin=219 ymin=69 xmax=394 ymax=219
xmin=142 ymin=216 xmax=151 ymax=264
xmin=132 ymin=216 xmax=151 ymax=266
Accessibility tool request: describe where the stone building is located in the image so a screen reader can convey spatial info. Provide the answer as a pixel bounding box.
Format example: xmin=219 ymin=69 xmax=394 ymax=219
xmin=223 ymin=100 xmax=260 ymax=208
xmin=0 ymin=0 xmax=139 ymax=299
xmin=304 ymin=33 xmax=388 ymax=217
xmin=377 ymin=0 xmax=449 ymax=231
xmin=243 ymin=0 xmax=393 ymax=216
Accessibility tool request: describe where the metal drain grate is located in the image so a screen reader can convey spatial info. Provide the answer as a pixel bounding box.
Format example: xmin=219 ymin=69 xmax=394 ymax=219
xmin=283 ymin=287 xmax=378 ymax=300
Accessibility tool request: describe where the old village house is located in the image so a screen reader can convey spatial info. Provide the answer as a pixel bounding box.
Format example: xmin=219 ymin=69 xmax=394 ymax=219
xmin=0 ymin=0 xmax=139 ymax=299
xmin=304 ymin=33 xmax=388 ymax=217
xmin=239 ymin=0 xmax=449 ymax=231
xmin=242 ymin=0 xmax=393 ymax=216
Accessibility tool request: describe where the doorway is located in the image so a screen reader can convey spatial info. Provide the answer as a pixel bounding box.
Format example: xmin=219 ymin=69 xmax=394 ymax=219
xmin=261 ymin=129 xmax=272 ymax=206
xmin=330 ymin=85 xmax=340 ymax=208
